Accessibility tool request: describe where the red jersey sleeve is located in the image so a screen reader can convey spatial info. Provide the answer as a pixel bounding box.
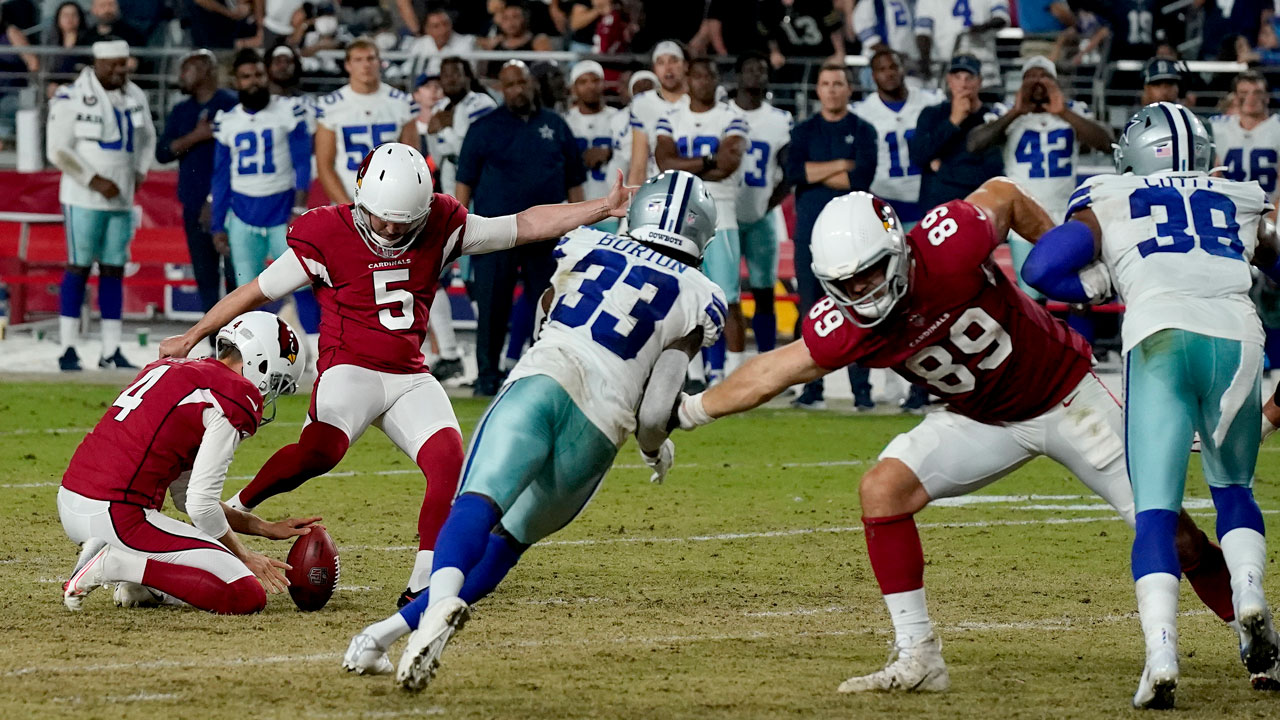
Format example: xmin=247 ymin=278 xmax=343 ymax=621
xmin=911 ymin=200 xmax=1000 ymax=275
xmin=429 ymin=193 xmax=469 ymax=267
xmin=801 ymin=297 xmax=872 ymax=371
xmin=286 ymin=207 xmax=340 ymax=286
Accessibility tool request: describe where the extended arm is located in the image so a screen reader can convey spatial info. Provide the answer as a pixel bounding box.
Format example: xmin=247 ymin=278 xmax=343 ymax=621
xmin=158 ymin=277 xmax=278 ymax=358
xmin=1058 ymin=106 xmax=1113 ymax=153
xmin=964 ymin=176 xmax=1055 ymax=244
xmin=767 ymin=144 xmax=794 ymax=210
xmin=967 ymin=108 xmax=1022 ymax=153
xmin=458 ymin=171 xmax=636 ymax=255
xmin=679 ymin=340 xmax=830 ymax=428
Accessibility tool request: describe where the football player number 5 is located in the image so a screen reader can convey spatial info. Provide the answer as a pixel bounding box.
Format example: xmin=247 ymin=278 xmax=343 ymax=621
xmin=374 ymin=269 xmax=414 ymax=330
xmin=112 ymin=365 xmax=171 ymax=421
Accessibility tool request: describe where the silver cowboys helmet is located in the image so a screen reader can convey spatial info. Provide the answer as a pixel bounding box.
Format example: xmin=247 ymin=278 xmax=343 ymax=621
xmin=215 ymin=311 xmax=305 ymax=424
xmin=626 ymin=171 xmax=718 ymax=261
xmin=1114 ymin=102 xmax=1213 ymax=175
xmin=352 ymin=142 xmax=433 ymax=258
xmin=810 ymin=192 xmax=910 ymax=327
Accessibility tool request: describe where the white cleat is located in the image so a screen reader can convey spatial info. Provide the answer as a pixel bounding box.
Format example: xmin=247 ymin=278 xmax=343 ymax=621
xmin=1237 ymin=603 xmax=1280 ymax=675
xmin=71 ymin=538 xmax=107 ymax=576
xmin=396 ymin=597 xmax=470 ymax=692
xmin=343 ymin=632 xmax=394 ymax=676
xmin=1133 ymin=649 xmax=1178 ymax=709
xmin=836 ymin=633 xmax=950 ymax=693
xmin=113 ymin=582 xmax=164 ymax=608
xmin=63 ymin=545 xmax=109 ymax=611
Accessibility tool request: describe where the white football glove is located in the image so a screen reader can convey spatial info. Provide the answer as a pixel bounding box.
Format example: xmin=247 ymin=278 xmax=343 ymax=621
xmin=1077 ymin=261 xmax=1112 ymax=305
xmin=640 ymin=439 xmax=675 ymax=484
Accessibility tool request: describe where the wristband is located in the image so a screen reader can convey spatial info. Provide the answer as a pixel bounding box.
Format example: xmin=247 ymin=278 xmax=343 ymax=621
xmin=701 ymin=154 xmax=715 ymax=173
xmin=677 ymin=392 xmax=714 ymax=430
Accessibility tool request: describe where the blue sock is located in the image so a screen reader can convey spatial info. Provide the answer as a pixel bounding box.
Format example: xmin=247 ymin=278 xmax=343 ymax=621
xmin=751 ymin=292 xmax=776 ymax=352
xmin=1211 ymin=485 xmax=1266 ymax=537
xmin=59 ymin=272 xmax=87 ymax=318
xmin=396 ymin=493 xmax=501 ymax=630
xmin=1132 ymin=508 xmax=1181 ymax=581
xmin=704 ymin=336 xmax=726 ymax=377
xmin=293 ymin=289 xmax=320 ymax=334
xmin=98 ymin=275 xmax=122 ymax=320
xmin=458 ymin=531 xmax=524 ymax=604
xmin=397 ymin=586 xmax=432 ymax=630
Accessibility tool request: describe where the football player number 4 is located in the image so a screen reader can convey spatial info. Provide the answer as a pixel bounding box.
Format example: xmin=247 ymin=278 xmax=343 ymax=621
xmin=373 ymin=269 xmax=415 ymax=330
xmin=112 ymin=365 xmax=171 ymax=422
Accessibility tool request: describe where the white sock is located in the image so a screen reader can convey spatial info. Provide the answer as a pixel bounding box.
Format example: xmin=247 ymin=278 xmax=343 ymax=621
xmin=726 ymin=351 xmax=745 ymax=376
xmin=426 ymin=567 xmax=464 ymax=607
xmin=101 ymin=547 xmax=147 ymax=584
xmin=687 ymin=355 xmax=706 ymax=382
xmin=1135 ymin=572 xmax=1179 ymax=661
xmin=225 ymin=492 xmax=253 ymax=513
xmin=1221 ymin=527 xmax=1268 ymax=613
xmin=59 ymin=315 xmax=79 ymax=350
xmin=407 ymin=550 xmax=434 ymax=593
xmin=101 ymin=319 xmax=122 ymax=357
xmin=430 ymin=287 xmax=460 ymax=360
xmin=884 ymin=588 xmax=932 ymax=646
xmin=365 ymin=613 xmax=412 ymax=648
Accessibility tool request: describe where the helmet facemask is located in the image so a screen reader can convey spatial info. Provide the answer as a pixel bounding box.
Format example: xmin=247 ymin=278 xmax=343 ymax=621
xmin=815 ymin=247 xmax=910 ymax=328
xmin=353 ymin=203 xmax=429 ymax=259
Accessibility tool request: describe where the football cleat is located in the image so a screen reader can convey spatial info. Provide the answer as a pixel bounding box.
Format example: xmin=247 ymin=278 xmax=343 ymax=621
xmin=1132 ymin=648 xmax=1178 ymax=709
xmin=343 ymin=632 xmax=394 ymax=675
xmin=1236 ymin=602 xmax=1280 ymax=674
xmin=113 ymin=582 xmax=164 ymax=608
xmin=1250 ymin=657 xmax=1280 ymax=691
xmin=791 ymin=386 xmax=827 ymax=411
xmin=853 ymin=391 xmax=875 ymax=412
xmin=99 ymin=349 xmax=137 ymax=370
xmin=836 ymin=633 xmax=950 ymax=693
xmin=396 ymin=597 xmax=470 ymax=692
xmin=397 ymin=587 xmax=422 ymax=609
xmin=63 ymin=545 xmax=110 ymax=611
xmin=432 ymin=357 xmax=464 ymax=383
xmin=58 ymin=347 xmax=82 ymax=372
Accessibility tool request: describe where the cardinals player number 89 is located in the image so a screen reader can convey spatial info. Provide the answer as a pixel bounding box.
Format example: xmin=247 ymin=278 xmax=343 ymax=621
xmin=904 ymin=307 xmax=1012 ymax=394
xmin=922 ymin=205 xmax=958 ymax=246
xmin=809 ymin=296 xmax=844 ymax=338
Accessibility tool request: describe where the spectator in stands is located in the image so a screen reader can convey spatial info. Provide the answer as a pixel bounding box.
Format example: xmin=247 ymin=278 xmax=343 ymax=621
xmin=117 ymin=0 xmax=168 ymax=47
xmin=428 ymin=56 xmax=496 ymax=197
xmin=1048 ymin=6 xmax=1107 ymax=66
xmin=764 ymin=0 xmax=846 ymax=75
xmin=400 ymin=7 xmax=476 ymax=80
xmin=851 ymin=0 xmax=918 ymax=68
xmin=1139 ymin=56 xmax=1183 ymax=104
xmin=156 ymin=50 xmax=239 ymax=317
xmin=44 ymin=2 xmax=92 ymax=95
xmin=260 ymin=0 xmax=304 ymax=49
xmin=456 ymin=60 xmax=586 ymax=396
xmin=561 ymin=0 xmax=609 ymax=52
xmin=1016 ymin=0 xmax=1070 ymax=57
xmin=185 ymin=0 xmax=253 ymax=49
xmin=592 ymin=0 xmax=633 ymax=55
xmin=47 ymin=40 xmax=155 ymax=371
xmin=915 ymin=0 xmax=1007 ymax=85
xmin=1067 ymin=0 xmax=1155 ymax=61
xmin=478 ymin=1 xmax=554 ymax=60
xmin=690 ymin=0 xmax=768 ymax=57
xmin=0 ymin=0 xmax=36 ymax=121
xmin=296 ymin=6 xmax=353 ymax=75
xmin=784 ymin=61 xmax=877 ymax=410
xmin=1198 ymin=0 xmax=1272 ymax=60
xmin=908 ymin=54 xmax=1000 ymax=210
xmin=630 ymin=0 xmax=705 ymax=52
xmin=88 ymin=0 xmax=145 ymax=46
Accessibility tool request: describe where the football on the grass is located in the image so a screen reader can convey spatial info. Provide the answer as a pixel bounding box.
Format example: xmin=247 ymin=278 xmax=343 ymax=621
xmin=286 ymin=525 xmax=339 ymax=611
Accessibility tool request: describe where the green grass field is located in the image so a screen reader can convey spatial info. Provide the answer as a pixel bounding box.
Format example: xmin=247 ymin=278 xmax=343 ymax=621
xmin=3 ymin=379 xmax=1280 ymax=719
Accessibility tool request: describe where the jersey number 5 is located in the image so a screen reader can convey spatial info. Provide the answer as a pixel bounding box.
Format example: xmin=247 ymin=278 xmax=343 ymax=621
xmin=373 ymin=269 xmax=415 ymax=330
xmin=112 ymin=365 xmax=171 ymax=422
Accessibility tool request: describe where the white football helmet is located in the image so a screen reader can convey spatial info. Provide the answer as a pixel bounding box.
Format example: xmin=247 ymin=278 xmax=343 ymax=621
xmin=810 ymin=192 xmax=911 ymax=327
xmin=215 ymin=311 xmax=305 ymax=424
xmin=353 ymin=142 xmax=434 ymax=258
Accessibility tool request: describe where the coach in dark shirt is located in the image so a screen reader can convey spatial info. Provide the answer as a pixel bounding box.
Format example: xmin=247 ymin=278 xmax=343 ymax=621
xmin=910 ymin=55 xmax=1003 ymax=210
xmin=457 ymin=60 xmax=586 ymax=396
xmin=155 ymin=50 xmax=238 ymax=313
xmin=784 ymin=62 xmax=877 ymax=409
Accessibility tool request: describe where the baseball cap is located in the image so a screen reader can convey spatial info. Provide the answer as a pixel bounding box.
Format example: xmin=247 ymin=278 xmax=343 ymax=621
xmin=570 ymin=60 xmax=605 ymax=85
xmin=1022 ymin=55 xmax=1057 ymax=79
xmin=949 ymin=54 xmax=981 ymax=76
xmin=1144 ymin=57 xmax=1183 ymax=85
xmin=414 ymin=72 xmax=438 ymax=88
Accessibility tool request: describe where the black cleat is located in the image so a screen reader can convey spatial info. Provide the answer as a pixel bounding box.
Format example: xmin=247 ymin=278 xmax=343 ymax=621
xmin=99 ymin=349 xmax=138 ymax=370
xmin=432 ymin=357 xmax=464 ymax=382
xmin=59 ymin=347 xmax=82 ymax=372
xmin=397 ymin=586 xmax=422 ymax=609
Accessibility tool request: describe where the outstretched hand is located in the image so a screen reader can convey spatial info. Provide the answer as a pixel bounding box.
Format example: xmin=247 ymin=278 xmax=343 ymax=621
xmin=605 ymin=169 xmax=639 ymax=218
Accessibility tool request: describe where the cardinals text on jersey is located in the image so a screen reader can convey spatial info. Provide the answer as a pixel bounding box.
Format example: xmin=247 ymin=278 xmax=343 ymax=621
xmin=991 ymin=101 xmax=1091 ymax=218
xmin=1211 ymin=114 xmax=1280 ymax=198
xmin=802 ymin=200 xmax=1093 ymax=423
xmin=314 ymin=84 xmax=418 ymax=196
xmin=565 ymin=105 xmax=622 ymax=201
xmin=737 ymin=102 xmax=794 ymax=225
xmin=655 ymin=101 xmax=750 ymax=229
xmin=287 ymin=196 xmax=468 ymax=374
xmin=507 ymin=227 xmax=726 ymax=445
xmin=1067 ymin=172 xmax=1267 ymax=351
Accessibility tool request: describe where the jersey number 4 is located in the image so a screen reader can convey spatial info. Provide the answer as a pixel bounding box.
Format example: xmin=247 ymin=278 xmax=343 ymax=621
xmin=111 ymin=365 xmax=170 ymax=422
xmin=551 ymin=249 xmax=680 ymax=360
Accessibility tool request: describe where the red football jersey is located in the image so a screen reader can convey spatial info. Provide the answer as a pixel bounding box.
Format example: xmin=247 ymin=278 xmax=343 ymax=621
xmin=61 ymin=358 xmax=262 ymax=508
xmin=287 ymin=195 xmax=469 ymax=374
xmin=801 ymin=200 xmax=1093 ymax=424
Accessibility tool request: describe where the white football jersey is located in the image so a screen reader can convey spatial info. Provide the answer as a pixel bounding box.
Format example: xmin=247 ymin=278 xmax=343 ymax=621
xmin=991 ymin=101 xmax=1091 ymax=219
xmin=428 ymin=90 xmax=497 ymax=197
xmin=853 ymin=0 xmax=918 ymax=60
xmin=915 ymin=0 xmax=1008 ymax=84
xmin=46 ymin=84 xmax=155 ymax=210
xmin=1211 ymin=114 xmax=1280 ymax=200
xmin=736 ymin=101 xmax=794 ymax=225
xmin=628 ymin=89 xmax=690 ymax=180
xmin=608 ymin=107 xmax=633 ymax=189
xmin=564 ymin=105 xmax=622 ymax=202
xmin=1069 ymin=172 xmax=1267 ymax=352
xmin=654 ymin=101 xmax=750 ymax=230
xmin=314 ymin=83 xmax=418 ymax=197
xmin=852 ymin=89 xmax=942 ymax=206
xmin=506 ymin=227 xmax=727 ymax=445
xmin=213 ymin=97 xmax=308 ymax=198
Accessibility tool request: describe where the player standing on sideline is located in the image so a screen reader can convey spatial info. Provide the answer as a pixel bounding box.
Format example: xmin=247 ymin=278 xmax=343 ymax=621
xmin=46 ymin=39 xmax=155 ymax=372
xmin=1023 ymin=103 xmax=1280 ymax=707
xmin=915 ymin=0 xmax=1008 ymax=85
xmin=609 ymin=71 xmax=657 ymax=194
xmin=1213 ymin=71 xmax=1280 ymax=201
xmin=967 ymin=56 xmax=1112 ymax=297
xmin=341 ymin=171 xmax=726 ymax=690
xmin=853 ymin=0 xmax=918 ymax=64
xmin=211 ymin=49 xmax=312 ymax=287
xmin=733 ymin=52 xmax=792 ymax=358
xmin=159 ymin=144 xmax=637 ymax=608
xmin=427 ymin=57 xmax=496 ymax=198
xmin=564 ymin=60 xmax=622 ymax=232
xmin=627 ymin=41 xmax=690 ymax=187
xmin=60 ymin=311 xmax=315 ymax=614
xmin=672 ymin=176 xmax=1240 ymax=694
xmin=314 ymin=38 xmax=419 ymax=204
xmin=655 ymin=58 xmax=747 ymax=384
